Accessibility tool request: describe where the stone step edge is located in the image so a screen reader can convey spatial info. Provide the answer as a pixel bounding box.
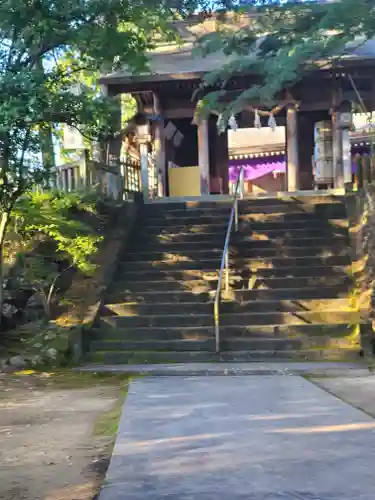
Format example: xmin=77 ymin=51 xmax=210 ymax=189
xmin=90 ymin=338 xmax=358 ymax=349
xmin=135 ymin=238 xmax=349 ymax=246
xmin=111 ymin=276 xmax=353 ymax=285
xmin=120 ymin=255 xmax=351 ymax=264
xmin=105 ymin=286 xmax=355 ymax=297
xmin=94 ymin=323 xmax=361 ymax=335
xmin=104 ymin=298 xmax=355 ymax=308
xmin=74 ymin=361 xmax=369 ymax=377
xmin=100 ymin=309 xmax=361 ymax=319
xmin=142 ymin=219 xmax=349 ymax=229
xmin=143 ymin=201 xmax=345 ymax=212
xmin=86 ymin=349 xmax=363 ymax=365
xmin=138 ymin=229 xmax=350 ymax=237
xmin=118 ymin=265 xmax=352 ymax=275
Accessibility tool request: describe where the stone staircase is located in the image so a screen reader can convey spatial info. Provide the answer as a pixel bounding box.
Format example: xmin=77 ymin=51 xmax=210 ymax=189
xmin=87 ymin=195 xmax=364 ymax=364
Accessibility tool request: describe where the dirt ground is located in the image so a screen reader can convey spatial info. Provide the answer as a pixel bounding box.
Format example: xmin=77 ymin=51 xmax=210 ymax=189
xmin=0 ymin=371 xmax=128 ymax=500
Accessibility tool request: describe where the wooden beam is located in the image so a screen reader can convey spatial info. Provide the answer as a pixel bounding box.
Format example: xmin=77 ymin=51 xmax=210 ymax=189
xmin=164 ymin=108 xmax=195 ymax=119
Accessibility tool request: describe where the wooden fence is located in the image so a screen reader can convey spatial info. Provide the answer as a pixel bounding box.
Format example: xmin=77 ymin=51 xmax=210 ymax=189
xmin=55 ymin=157 xmax=141 ymax=200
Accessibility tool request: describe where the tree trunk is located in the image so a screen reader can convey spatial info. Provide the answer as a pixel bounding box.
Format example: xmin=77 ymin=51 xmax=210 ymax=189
xmin=0 ymin=211 xmax=10 ymax=328
xmin=39 ymin=125 xmax=56 ymax=186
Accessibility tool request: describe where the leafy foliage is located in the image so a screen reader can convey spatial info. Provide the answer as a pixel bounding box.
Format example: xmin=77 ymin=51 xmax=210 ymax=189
xmin=0 ymin=0 xmax=200 ymax=213
xmin=0 ymin=0 xmax=199 ymax=319
xmin=196 ymin=0 xmax=375 ymax=120
xmin=13 ymin=190 xmax=103 ymax=274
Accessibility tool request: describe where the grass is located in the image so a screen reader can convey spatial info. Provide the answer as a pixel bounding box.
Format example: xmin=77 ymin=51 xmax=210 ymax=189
xmin=93 ymin=383 xmax=130 ymax=438
xmin=6 ymin=368 xmax=131 ymax=390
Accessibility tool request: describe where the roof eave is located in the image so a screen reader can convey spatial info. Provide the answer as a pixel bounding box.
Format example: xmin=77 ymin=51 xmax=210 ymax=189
xmin=98 ymin=71 xmax=205 ymax=86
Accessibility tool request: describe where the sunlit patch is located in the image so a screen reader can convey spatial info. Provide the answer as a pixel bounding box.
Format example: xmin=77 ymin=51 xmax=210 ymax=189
xmin=330 ymin=219 xmax=349 ymax=228
xmin=269 ymin=422 xmax=375 ymax=434
xmin=13 ymin=370 xmax=36 ymax=376
xmin=132 ymin=433 xmax=230 ymax=448
xmin=44 ymin=481 xmax=97 ymax=500
xmin=163 ymin=253 xmax=192 ymax=262
xmin=251 ymin=232 xmax=270 ymax=241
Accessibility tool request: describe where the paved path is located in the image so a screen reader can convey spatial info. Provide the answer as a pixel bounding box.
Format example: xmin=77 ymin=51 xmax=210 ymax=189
xmin=78 ymin=361 xmax=370 ymax=377
xmin=99 ymin=375 xmax=375 ymax=499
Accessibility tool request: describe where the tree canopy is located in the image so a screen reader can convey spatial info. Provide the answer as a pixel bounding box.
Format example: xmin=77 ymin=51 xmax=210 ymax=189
xmin=197 ymin=0 xmax=375 ymax=120
xmin=0 ymin=0 xmax=202 ymax=320
xmin=0 ymin=0 xmax=202 ymax=210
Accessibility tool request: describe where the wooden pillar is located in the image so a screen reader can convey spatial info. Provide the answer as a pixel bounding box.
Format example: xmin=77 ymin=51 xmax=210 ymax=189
xmin=153 ymin=93 xmax=166 ymax=197
xmin=216 ymin=130 xmax=229 ymax=194
xmin=67 ymin=167 xmax=73 ymax=191
xmin=197 ymin=119 xmax=210 ymax=195
xmin=79 ymin=150 xmax=89 ymax=189
xmin=333 ymin=102 xmax=352 ymax=189
xmin=286 ymin=105 xmax=299 ymax=192
xmin=298 ymin=114 xmax=314 ymax=190
xmin=139 ymin=142 xmax=149 ymax=200
xmin=342 ymin=128 xmax=352 ymax=185
xmin=332 ymin=112 xmax=344 ymax=188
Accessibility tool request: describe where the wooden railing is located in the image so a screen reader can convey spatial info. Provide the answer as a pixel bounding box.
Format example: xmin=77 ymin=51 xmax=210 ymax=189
xmin=55 ymin=157 xmax=141 ymax=200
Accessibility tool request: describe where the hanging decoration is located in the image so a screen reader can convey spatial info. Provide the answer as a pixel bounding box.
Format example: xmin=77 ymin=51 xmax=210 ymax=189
xmin=254 ymin=109 xmax=261 ymax=129
xmin=210 ymin=99 xmax=300 ymax=132
xmin=217 ymin=114 xmax=226 ymax=134
xmin=268 ymin=114 xmax=277 ymax=131
xmin=228 ymin=114 xmax=238 ymax=131
xmin=246 ymin=99 xmax=299 ymax=118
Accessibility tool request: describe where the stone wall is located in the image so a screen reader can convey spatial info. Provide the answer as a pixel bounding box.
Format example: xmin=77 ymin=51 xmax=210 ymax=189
xmin=0 ymin=194 xmax=143 ymax=370
xmin=345 ymin=189 xmax=375 ymax=354
xmin=63 ymin=195 xmax=142 ymax=362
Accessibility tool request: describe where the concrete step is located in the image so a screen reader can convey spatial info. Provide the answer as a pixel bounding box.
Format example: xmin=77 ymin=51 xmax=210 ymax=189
xmin=101 ymin=298 xmax=355 ymax=317
xmin=109 ymin=279 xmax=218 ymax=293
xmin=90 ymin=335 xmax=358 ymax=353
xmin=99 ymin=309 xmax=360 ymax=329
xmin=139 ymin=225 xmax=349 ymax=239
xmin=228 ymin=245 xmax=348 ymax=259
xmin=119 ymin=265 xmax=349 ymax=282
xmin=86 ymin=347 xmax=361 ymax=365
xmin=143 ymin=203 xmax=346 ymax=219
xmin=134 ymin=232 xmax=349 ymax=248
xmin=141 ymin=220 xmax=349 ymax=238
xmin=232 ymin=238 xmax=347 ymax=251
xmin=142 ymin=196 xmax=345 ymax=213
xmin=104 ymin=290 xmax=214 ymax=305
xmin=133 ymin=235 xmax=348 ymax=251
xmin=236 ymin=275 xmax=354 ymax=290
xmin=124 ymin=246 xmax=350 ymax=262
xmin=108 ymin=275 xmax=352 ymax=293
xmin=242 ymin=217 xmax=348 ymax=230
xmin=104 ymin=285 xmax=354 ymax=305
xmin=142 ymin=214 xmax=347 ymax=228
xmin=120 ymin=254 xmax=351 ymax=272
xmin=92 ymin=323 xmax=358 ymax=341
xmin=90 ymin=338 xmax=304 ymax=352
xmin=224 ymin=286 xmax=354 ymax=301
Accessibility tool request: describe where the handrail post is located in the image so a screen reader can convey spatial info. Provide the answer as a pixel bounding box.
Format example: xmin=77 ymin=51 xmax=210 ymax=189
xmin=214 ymin=301 xmax=220 ymax=353
xmin=240 ymin=168 xmax=244 ymax=199
xmin=225 ymin=250 xmax=229 ymax=292
xmin=213 ymin=166 xmax=243 ymax=356
xmin=235 ymin=197 xmax=238 ymax=232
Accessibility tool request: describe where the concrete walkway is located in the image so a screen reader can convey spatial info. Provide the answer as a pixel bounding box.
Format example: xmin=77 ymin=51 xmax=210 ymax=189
xmin=99 ymin=375 xmax=375 ymax=499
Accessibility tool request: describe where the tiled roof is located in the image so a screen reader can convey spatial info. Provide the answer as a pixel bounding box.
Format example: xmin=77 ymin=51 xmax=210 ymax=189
xmin=99 ymin=14 xmax=252 ymax=84
xmin=99 ymin=14 xmax=375 ymax=85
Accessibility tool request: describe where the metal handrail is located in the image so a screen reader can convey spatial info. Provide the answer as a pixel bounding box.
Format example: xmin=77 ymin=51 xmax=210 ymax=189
xmin=214 ymin=167 xmax=244 ymax=353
